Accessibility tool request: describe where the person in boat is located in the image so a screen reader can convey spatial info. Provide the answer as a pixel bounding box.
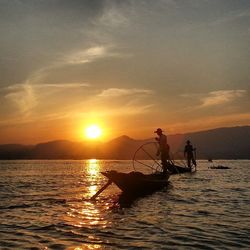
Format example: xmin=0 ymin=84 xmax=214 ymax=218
xmin=184 ymin=140 xmax=196 ymax=169
xmin=154 ymin=128 xmax=170 ymax=175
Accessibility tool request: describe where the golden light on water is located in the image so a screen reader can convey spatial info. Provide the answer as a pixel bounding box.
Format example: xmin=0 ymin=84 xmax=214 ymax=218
xmin=72 ymin=245 xmax=102 ymax=250
xmin=87 ymin=159 xmax=99 ymax=177
xmin=86 ymin=159 xmax=101 ymax=197
xmin=64 ymin=159 xmax=108 ymax=247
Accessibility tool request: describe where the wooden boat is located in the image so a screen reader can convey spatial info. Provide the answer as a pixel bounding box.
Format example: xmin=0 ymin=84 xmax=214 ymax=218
xmin=167 ymin=163 xmax=195 ymax=174
xmin=209 ymin=165 xmax=230 ymax=169
xmin=101 ymin=170 xmax=169 ymax=195
xmin=91 ymin=164 xmax=195 ymax=200
xmin=91 ymin=142 xmax=197 ymax=200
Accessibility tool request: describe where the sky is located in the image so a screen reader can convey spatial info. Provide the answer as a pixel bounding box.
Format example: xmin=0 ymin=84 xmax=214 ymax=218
xmin=0 ymin=0 xmax=250 ymax=144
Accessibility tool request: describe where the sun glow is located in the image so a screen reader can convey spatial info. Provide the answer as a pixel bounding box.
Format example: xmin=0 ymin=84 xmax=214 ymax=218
xmin=85 ymin=125 xmax=102 ymax=139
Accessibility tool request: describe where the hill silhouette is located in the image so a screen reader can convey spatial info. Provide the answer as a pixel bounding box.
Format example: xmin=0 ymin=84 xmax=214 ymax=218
xmin=0 ymin=126 xmax=249 ymax=159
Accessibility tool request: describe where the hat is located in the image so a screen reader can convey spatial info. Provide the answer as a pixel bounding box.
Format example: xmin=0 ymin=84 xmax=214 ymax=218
xmin=154 ymin=128 xmax=163 ymax=133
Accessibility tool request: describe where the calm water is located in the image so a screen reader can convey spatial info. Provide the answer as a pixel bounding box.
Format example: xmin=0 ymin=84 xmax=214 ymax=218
xmin=0 ymin=160 xmax=249 ymax=249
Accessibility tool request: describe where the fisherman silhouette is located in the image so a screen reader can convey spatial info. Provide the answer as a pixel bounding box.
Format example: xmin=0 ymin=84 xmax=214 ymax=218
xmin=154 ymin=128 xmax=170 ymax=175
xmin=184 ymin=140 xmax=196 ymax=169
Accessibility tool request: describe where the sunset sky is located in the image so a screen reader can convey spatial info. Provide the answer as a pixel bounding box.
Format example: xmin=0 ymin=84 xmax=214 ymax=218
xmin=0 ymin=0 xmax=250 ymax=144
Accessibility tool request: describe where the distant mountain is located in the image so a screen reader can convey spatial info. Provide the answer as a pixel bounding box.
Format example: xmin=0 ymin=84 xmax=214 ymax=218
xmin=0 ymin=126 xmax=249 ymax=159
xmin=184 ymin=126 xmax=250 ymax=159
xmin=31 ymin=140 xmax=85 ymax=159
xmin=0 ymin=144 xmax=33 ymax=159
xmin=169 ymin=126 xmax=250 ymax=159
xmin=102 ymin=135 xmax=147 ymax=159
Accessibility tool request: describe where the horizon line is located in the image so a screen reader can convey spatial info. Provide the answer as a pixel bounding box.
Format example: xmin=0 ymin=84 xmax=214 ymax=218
xmin=1 ymin=124 xmax=249 ymax=146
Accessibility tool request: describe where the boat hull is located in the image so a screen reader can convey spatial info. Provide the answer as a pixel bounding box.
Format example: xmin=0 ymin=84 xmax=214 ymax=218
xmin=209 ymin=165 xmax=230 ymax=169
xmin=101 ymin=171 xmax=169 ymax=195
xmin=167 ymin=164 xmax=195 ymax=174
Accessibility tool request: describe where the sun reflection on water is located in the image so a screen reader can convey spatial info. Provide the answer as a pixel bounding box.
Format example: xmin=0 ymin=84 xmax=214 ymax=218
xmin=64 ymin=159 xmax=109 ymax=249
xmin=70 ymin=244 xmax=102 ymax=250
xmin=86 ymin=159 xmax=100 ymax=197
xmin=87 ymin=159 xmax=99 ymax=177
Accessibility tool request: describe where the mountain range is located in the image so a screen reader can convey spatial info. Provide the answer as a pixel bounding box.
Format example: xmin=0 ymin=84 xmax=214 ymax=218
xmin=0 ymin=126 xmax=249 ymax=160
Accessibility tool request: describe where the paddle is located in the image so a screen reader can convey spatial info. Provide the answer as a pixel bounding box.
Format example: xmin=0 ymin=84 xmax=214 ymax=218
xmin=193 ymin=148 xmax=197 ymax=171
xmin=90 ymin=180 xmax=112 ymax=200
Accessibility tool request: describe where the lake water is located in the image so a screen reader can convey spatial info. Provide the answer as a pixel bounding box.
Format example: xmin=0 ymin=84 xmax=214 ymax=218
xmin=0 ymin=160 xmax=249 ymax=249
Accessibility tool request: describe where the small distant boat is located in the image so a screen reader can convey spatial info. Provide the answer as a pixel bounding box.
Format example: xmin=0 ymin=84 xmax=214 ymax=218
xmin=209 ymin=165 xmax=230 ymax=169
xmin=101 ymin=170 xmax=169 ymax=196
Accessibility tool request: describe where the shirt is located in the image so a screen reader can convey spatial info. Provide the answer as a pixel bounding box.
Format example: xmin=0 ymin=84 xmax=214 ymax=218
xmin=158 ymin=134 xmax=168 ymax=152
xmin=184 ymin=144 xmax=194 ymax=156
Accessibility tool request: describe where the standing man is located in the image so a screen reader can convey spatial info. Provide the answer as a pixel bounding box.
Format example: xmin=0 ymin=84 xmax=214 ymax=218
xmin=154 ymin=128 xmax=170 ymax=175
xmin=184 ymin=140 xmax=196 ymax=169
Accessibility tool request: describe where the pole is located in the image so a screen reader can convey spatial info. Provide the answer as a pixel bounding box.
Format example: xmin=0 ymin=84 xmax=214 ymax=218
xmin=90 ymin=180 xmax=112 ymax=200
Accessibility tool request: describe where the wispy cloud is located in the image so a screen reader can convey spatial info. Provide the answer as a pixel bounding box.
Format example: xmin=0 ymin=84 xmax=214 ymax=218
xmin=17 ymin=45 xmax=123 ymax=86
xmin=85 ymin=103 xmax=155 ymax=117
xmin=65 ymin=45 xmax=116 ymax=64
xmin=4 ymin=83 xmax=37 ymax=114
xmin=66 ymin=46 xmax=107 ymax=64
xmin=35 ymin=83 xmax=90 ymax=88
xmin=98 ymin=88 xmax=153 ymax=97
xmin=6 ymin=82 xmax=90 ymax=90
xmin=200 ymin=90 xmax=246 ymax=107
xmin=112 ymin=103 xmax=155 ymax=115
xmin=98 ymin=3 xmax=129 ymax=28
xmin=81 ymin=87 xmax=156 ymax=116
xmin=4 ymin=82 xmax=90 ymax=114
xmin=209 ymin=9 xmax=250 ymax=26
xmin=181 ymin=89 xmax=247 ymax=109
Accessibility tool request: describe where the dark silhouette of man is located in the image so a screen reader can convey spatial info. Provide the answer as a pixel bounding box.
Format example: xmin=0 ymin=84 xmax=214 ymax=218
xmin=184 ymin=140 xmax=196 ymax=169
xmin=154 ymin=128 xmax=170 ymax=175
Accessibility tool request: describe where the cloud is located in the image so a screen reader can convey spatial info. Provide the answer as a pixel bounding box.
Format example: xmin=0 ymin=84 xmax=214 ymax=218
xmin=68 ymin=87 xmax=155 ymax=117
xmin=3 ymin=82 xmax=90 ymax=114
xmin=200 ymin=90 xmax=246 ymax=107
xmin=93 ymin=87 xmax=156 ymax=116
xmin=6 ymin=82 xmax=89 ymax=90
xmin=14 ymin=45 xmax=121 ymax=85
xmin=4 ymin=83 xmax=37 ymax=114
xmin=181 ymin=89 xmax=247 ymax=109
xmin=98 ymin=88 xmax=153 ymax=97
xmin=209 ymin=9 xmax=250 ymax=26
xmin=34 ymin=82 xmax=90 ymax=89
xmin=65 ymin=45 xmax=113 ymax=64
xmin=109 ymin=103 xmax=155 ymax=116
xmin=81 ymin=103 xmax=155 ymax=117
xmin=97 ymin=2 xmax=129 ymax=28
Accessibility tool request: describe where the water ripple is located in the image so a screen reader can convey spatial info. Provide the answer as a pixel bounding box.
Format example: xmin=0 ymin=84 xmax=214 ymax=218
xmin=0 ymin=160 xmax=250 ymax=249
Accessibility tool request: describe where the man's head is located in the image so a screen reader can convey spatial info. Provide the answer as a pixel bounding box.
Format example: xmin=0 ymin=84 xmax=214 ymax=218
xmin=154 ymin=128 xmax=163 ymax=135
xmin=186 ymin=140 xmax=190 ymax=144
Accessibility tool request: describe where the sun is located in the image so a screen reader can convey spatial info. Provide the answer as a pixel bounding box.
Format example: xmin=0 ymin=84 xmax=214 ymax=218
xmin=85 ymin=125 xmax=102 ymax=139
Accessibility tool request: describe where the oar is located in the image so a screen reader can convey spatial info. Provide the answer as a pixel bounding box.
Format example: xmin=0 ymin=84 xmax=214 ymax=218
xmin=193 ymin=148 xmax=197 ymax=171
xmin=90 ymin=180 xmax=112 ymax=200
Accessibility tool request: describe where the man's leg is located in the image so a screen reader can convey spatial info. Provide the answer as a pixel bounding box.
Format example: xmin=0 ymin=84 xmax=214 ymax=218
xmin=192 ymin=157 xmax=196 ymax=166
xmin=161 ymin=152 xmax=168 ymax=175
